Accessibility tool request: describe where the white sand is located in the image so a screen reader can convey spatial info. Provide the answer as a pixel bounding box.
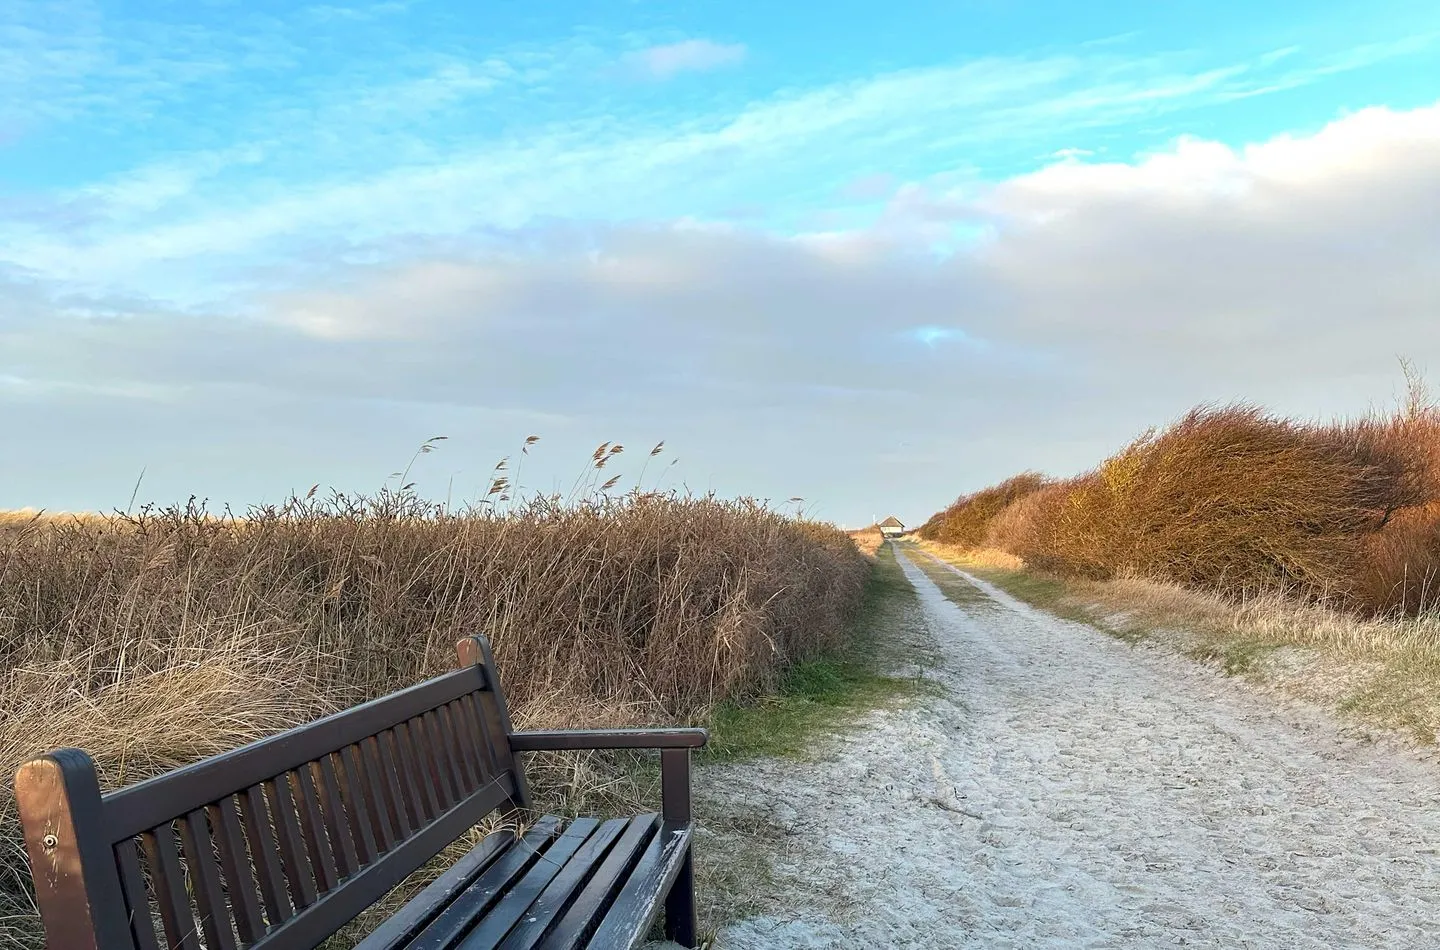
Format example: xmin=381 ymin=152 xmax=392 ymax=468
xmin=707 ymin=548 xmax=1440 ymax=948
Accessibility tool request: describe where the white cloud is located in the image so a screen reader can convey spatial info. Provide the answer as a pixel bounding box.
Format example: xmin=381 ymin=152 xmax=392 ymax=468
xmin=5 ymin=15 xmax=1440 ymax=519
xmin=626 ymin=39 xmax=746 ymax=80
xmin=16 ymin=39 xmax=1423 ymax=295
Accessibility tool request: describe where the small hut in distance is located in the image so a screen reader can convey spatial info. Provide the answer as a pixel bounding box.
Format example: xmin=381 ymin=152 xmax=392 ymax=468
xmin=878 ymin=516 xmax=906 ymax=538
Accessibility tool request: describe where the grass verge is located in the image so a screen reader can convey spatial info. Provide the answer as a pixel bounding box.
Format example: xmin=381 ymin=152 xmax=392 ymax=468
xmin=703 ymin=542 xmax=938 ymax=761
xmin=913 ymin=539 xmax=1440 ymax=744
xmin=689 ymin=542 xmax=939 ymax=943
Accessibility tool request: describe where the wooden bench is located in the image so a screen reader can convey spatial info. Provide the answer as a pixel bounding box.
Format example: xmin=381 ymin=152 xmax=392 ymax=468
xmin=14 ymin=635 xmax=707 ymax=950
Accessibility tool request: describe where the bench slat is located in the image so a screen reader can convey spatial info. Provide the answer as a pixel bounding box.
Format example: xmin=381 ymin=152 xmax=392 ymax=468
xmin=115 ymin=838 xmax=162 ymax=950
xmin=398 ymin=720 xmax=442 ymax=823
xmin=385 ymin=729 xmax=427 ymax=836
xmin=583 ymin=821 xmax=693 ymax=950
xmin=339 ymin=744 xmax=381 ymax=866
xmin=361 ymin=735 xmax=403 ymax=850
xmin=266 ymin=775 xmax=319 ymax=910
xmin=460 ymin=638 xmax=531 ymax=809
xmin=102 ymin=668 xmax=484 ymax=841
xmin=181 ymin=808 xmax=238 ymax=950
xmin=294 ymin=764 xmax=341 ymax=892
xmin=424 ymin=709 xmax=464 ymax=808
xmin=373 ymin=731 xmax=415 ymax=838
xmin=248 ymin=777 xmax=520 ymax=950
xmin=404 ymin=818 xmax=563 ymax=950
xmin=211 ymin=797 xmax=266 ymax=944
xmin=437 ymin=704 xmax=475 ymax=798
xmin=410 ymin=714 xmax=447 ymax=813
xmin=316 ymin=755 xmax=361 ymax=879
xmin=540 ymin=815 xmax=659 ymax=950
xmin=351 ymin=829 xmax=516 ymax=950
xmin=141 ymin=824 xmax=201 ymax=950
xmin=493 ymin=817 xmax=629 ymax=950
xmin=241 ymin=784 xmax=292 ymax=926
xmin=457 ymin=817 xmax=602 ymax=950
xmin=458 ymin=693 xmax=500 ymax=782
xmin=442 ymin=701 xmax=480 ymax=787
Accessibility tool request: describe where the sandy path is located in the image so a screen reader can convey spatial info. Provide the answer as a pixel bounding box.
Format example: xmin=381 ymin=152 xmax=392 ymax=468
xmin=706 ymin=546 xmax=1440 ymax=948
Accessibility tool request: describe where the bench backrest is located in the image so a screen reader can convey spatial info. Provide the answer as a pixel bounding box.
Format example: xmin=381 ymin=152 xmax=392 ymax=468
xmin=14 ymin=635 xmax=531 ymax=950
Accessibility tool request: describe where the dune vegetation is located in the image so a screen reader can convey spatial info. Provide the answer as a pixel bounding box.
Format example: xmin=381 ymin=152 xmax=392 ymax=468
xmin=915 ymin=369 xmax=1440 ymax=740
xmin=0 ymin=449 xmax=871 ymax=947
xmin=921 ymin=371 xmax=1440 ymax=617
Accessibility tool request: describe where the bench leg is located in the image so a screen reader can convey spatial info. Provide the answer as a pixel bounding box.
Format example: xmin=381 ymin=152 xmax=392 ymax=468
xmin=665 ymin=847 xmax=697 ymax=947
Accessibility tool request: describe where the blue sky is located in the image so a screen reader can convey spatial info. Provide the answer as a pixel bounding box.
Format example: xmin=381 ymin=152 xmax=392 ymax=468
xmin=3 ymin=0 xmax=1440 ymax=525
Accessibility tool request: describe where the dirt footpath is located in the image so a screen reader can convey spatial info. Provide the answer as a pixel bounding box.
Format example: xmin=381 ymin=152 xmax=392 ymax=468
xmin=701 ymin=546 xmax=1440 ymax=948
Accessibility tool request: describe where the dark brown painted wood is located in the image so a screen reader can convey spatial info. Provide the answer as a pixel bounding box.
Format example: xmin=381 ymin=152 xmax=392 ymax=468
xmin=584 ymin=822 xmax=693 ymax=950
xmin=453 ymin=654 xmax=501 ymax=784
xmin=359 ymin=735 xmax=402 ymax=850
xmin=423 ymin=709 xmax=464 ymax=807
xmin=398 ymin=719 xmax=442 ymax=821
xmin=458 ymin=818 xmax=601 ymax=950
xmin=240 ymin=784 xmax=291 ymax=926
xmin=180 ymin=808 xmax=238 ymax=950
xmin=293 ymin=763 xmax=340 ymax=893
xmin=384 ymin=726 xmax=428 ymax=831
xmin=409 ymin=713 xmax=448 ymax=812
xmin=337 ymin=744 xmax=380 ymax=866
xmin=104 ymin=668 xmax=483 ymax=841
xmin=142 ymin=823 xmax=202 ymax=950
xmin=660 ymin=749 xmax=692 ymax=824
xmin=19 ymin=640 xmax=705 ymax=950
xmin=494 ymin=817 xmax=629 ymax=950
xmin=541 ymin=815 xmax=659 ymax=950
xmin=315 ymin=755 xmax=361 ymax=879
xmin=440 ymin=701 xmax=481 ymax=792
xmin=351 ymin=830 xmax=516 ymax=950
xmin=114 ymin=837 xmax=162 ymax=950
xmin=371 ymin=730 xmax=412 ymax=839
xmin=265 ymin=775 xmax=319 ymax=911
xmin=211 ymin=797 xmax=265 ymax=944
xmin=458 ymin=691 xmax=501 ymax=783
xmin=244 ymin=777 xmax=513 ymax=950
xmin=403 ymin=818 xmax=562 ymax=950
xmin=12 ymin=750 xmax=135 ymax=950
xmin=508 ymin=729 xmax=709 ymax=752
xmin=658 ymin=750 xmax=696 ymax=946
xmin=456 ymin=635 xmax=532 ymax=809
xmin=664 ymin=847 xmax=697 ymax=948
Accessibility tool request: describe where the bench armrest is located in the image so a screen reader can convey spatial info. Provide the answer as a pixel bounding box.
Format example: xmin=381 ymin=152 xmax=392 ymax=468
xmin=507 ymin=728 xmax=706 ymax=824
xmin=508 ymin=728 xmax=708 ymax=752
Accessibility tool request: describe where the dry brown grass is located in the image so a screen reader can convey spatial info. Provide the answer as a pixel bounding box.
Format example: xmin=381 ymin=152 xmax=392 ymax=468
xmin=917 ymin=472 xmax=1049 ymax=549
xmin=973 ymin=396 xmax=1440 ymax=615
xmin=0 ymin=483 xmax=869 ymax=948
xmin=916 ymin=371 xmax=1440 ymax=741
xmin=847 ymin=525 xmax=886 ymax=557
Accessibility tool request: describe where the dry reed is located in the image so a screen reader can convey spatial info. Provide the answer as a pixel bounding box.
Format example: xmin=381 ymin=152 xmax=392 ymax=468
xmin=945 ymin=385 xmax=1440 ymax=615
xmin=0 ymin=483 xmax=869 ymax=948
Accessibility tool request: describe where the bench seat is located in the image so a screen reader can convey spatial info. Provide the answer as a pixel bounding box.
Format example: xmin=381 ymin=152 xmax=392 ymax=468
xmin=358 ymin=814 xmax=691 ymax=950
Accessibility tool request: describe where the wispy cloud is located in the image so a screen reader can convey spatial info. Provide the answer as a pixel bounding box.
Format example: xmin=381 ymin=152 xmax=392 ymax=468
xmin=5 ymin=98 xmax=1440 ymax=514
xmin=12 ymin=32 xmax=1433 ymax=301
xmin=625 ymin=39 xmax=747 ymax=80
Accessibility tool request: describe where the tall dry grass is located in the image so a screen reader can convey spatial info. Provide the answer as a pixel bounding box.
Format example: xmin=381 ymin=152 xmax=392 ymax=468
xmin=0 ymin=482 xmax=869 ymax=947
xmin=917 ymin=472 xmax=1049 ymax=549
xmin=847 ymin=525 xmax=887 ymax=557
xmin=927 ymin=372 xmax=1440 ymax=617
